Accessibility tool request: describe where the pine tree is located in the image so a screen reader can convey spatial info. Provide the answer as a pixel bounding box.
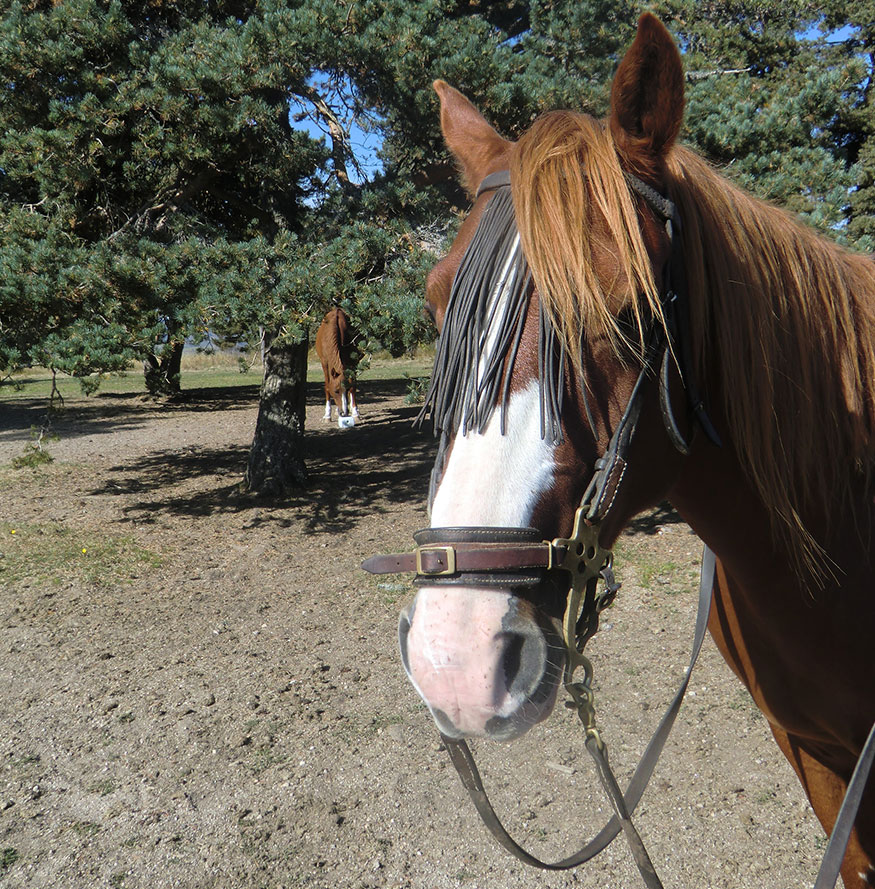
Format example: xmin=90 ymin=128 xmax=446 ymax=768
xmin=3 ymin=1 xmax=872 ymax=493
xmin=655 ymin=2 xmax=868 ymax=240
xmin=0 ymin=0 xmax=326 ymax=386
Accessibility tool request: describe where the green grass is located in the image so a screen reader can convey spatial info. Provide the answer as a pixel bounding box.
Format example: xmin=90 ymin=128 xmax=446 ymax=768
xmin=727 ymin=687 xmax=757 ymax=713
xmin=0 ymin=521 xmax=162 ymax=589
xmin=88 ymin=779 xmax=118 ymax=797
xmin=10 ymin=447 xmax=54 ymax=469
xmin=612 ymin=539 xmax=699 ymax=594
xmin=638 ymin=559 xmax=682 ymax=588
xmin=1 ymin=365 xmax=259 ymax=401
xmin=356 ymin=352 xmax=433 ymax=382
xmin=0 ymin=463 xmax=81 ymax=492
xmin=374 ymin=579 xmax=410 ymax=606
xmin=0 ymin=848 xmax=19 ymax=874
xmin=1 ymin=349 xmax=435 ymax=401
xmin=248 ymin=745 xmax=287 ymax=774
xmin=11 ymin=753 xmax=41 ymax=769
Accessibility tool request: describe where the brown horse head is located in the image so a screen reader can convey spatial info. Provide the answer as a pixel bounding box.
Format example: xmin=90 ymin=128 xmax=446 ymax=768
xmin=401 ymin=14 xmax=688 ymax=741
xmin=389 ymin=15 xmax=875 ymax=885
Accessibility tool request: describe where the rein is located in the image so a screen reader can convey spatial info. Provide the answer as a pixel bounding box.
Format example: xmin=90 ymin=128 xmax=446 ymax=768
xmin=361 ymin=169 xmax=874 ymax=888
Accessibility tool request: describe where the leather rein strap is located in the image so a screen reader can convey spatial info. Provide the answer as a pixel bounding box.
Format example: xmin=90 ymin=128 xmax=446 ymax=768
xmin=440 ymin=545 xmax=716 ymax=875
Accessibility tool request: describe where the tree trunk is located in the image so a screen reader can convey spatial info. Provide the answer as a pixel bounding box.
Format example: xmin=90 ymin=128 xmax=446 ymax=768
xmin=244 ymin=331 xmax=308 ymax=494
xmin=143 ymin=340 xmax=184 ymax=397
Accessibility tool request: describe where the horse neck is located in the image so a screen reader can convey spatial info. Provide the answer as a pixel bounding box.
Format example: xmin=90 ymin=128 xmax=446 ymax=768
xmin=666 ymin=148 xmax=875 ymax=582
xmin=334 ymin=310 xmax=350 ymax=344
xmin=669 ymin=432 xmax=791 ymax=585
xmin=667 ymin=412 xmax=873 ymax=599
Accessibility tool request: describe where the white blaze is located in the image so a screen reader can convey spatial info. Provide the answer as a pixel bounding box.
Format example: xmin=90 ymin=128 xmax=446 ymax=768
xmin=430 ymin=379 xmax=556 ymax=527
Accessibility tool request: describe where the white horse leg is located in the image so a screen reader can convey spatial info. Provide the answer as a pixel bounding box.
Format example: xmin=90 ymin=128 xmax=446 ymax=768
xmin=350 ymin=390 xmax=359 ymax=418
xmin=323 ymin=399 xmax=332 ymax=421
xmin=341 ymin=391 xmax=349 ymax=416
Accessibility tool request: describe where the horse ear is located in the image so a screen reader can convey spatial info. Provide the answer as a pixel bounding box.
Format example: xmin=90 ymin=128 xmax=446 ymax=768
xmin=433 ymin=80 xmax=512 ymax=196
xmin=609 ymin=14 xmax=684 ymax=175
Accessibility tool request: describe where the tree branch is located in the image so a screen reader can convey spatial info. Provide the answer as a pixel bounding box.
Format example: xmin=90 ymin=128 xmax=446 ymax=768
xmin=107 ymin=168 xmax=220 ymax=240
xmin=685 ymin=67 xmax=753 ymax=82
xmin=294 ymin=82 xmax=362 ymax=186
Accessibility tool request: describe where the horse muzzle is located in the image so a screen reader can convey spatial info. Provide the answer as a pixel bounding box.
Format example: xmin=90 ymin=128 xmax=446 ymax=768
xmin=363 ymin=526 xmax=575 ymax=740
xmin=398 ymin=585 xmax=565 ymax=741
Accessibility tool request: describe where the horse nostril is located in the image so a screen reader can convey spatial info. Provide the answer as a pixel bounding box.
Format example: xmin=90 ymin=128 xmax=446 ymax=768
xmin=498 ymin=630 xmax=545 ymax=700
xmin=501 ymin=633 xmax=524 ymax=691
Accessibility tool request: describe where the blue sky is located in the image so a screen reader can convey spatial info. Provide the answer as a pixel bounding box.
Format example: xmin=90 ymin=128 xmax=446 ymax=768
xmin=287 ymin=21 xmax=862 ymax=184
xmin=289 ymin=73 xmax=384 ymax=183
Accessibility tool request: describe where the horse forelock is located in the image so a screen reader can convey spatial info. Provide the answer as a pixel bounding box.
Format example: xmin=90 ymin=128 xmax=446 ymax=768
xmin=510 ymin=106 xmax=875 ymax=582
xmin=509 ymin=110 xmax=666 ymax=371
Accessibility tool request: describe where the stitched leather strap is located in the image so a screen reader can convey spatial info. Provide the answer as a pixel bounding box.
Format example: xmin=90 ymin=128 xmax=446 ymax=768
xmin=361 ymin=542 xmax=553 ymax=577
xmin=362 ymin=526 xmax=556 ymax=580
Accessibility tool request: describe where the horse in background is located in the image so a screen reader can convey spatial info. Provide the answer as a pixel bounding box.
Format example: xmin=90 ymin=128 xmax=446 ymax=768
xmin=315 ymin=306 xmax=359 ymax=422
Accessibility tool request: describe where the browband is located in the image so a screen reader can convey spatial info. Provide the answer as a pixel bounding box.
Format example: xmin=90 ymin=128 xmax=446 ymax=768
xmin=475 ymin=169 xmax=512 ymax=197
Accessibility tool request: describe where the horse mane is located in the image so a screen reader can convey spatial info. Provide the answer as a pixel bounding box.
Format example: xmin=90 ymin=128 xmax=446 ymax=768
xmin=509 ymin=112 xmax=665 ymax=361
xmin=510 ymin=110 xmax=875 ymax=580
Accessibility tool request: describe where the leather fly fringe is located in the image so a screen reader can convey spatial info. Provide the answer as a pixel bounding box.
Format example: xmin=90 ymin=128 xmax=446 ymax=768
xmin=418 ymin=184 xmax=565 ymax=504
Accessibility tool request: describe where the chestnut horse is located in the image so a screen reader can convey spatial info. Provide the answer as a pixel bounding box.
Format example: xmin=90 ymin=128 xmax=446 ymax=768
xmin=377 ymin=14 xmax=875 ymax=888
xmin=315 ymin=306 xmax=358 ymax=421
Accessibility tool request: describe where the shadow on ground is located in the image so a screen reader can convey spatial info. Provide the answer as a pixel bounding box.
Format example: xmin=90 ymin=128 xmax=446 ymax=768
xmin=6 ymin=377 xmax=686 ymax=541
xmin=91 ymin=380 xmax=437 ymax=535
xmin=0 ymin=384 xmax=262 ymax=444
xmin=1 ymin=380 xmax=410 ymax=443
xmin=622 ymin=501 xmax=685 ymax=535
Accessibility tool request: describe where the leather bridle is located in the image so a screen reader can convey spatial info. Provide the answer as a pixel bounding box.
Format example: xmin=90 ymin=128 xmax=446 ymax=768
xmin=362 ymin=168 xmax=714 ymax=885
xmin=363 ymin=168 xmax=711 ymax=585
xmin=361 ymin=169 xmax=875 ymax=889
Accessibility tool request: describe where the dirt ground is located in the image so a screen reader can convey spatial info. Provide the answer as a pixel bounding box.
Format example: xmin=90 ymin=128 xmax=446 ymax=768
xmin=0 ymin=375 xmax=826 ymax=889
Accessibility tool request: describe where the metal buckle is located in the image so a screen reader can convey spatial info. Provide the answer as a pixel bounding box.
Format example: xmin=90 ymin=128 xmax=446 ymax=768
xmin=415 ymin=546 xmax=457 ymax=576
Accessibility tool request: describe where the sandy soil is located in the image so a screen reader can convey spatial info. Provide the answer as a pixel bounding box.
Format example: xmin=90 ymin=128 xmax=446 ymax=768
xmin=0 ymin=376 xmax=825 ymax=889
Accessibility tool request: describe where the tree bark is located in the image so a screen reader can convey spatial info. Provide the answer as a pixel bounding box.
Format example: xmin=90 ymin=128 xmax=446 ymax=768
xmin=143 ymin=340 xmax=184 ymax=397
xmin=244 ymin=330 xmax=308 ymax=494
